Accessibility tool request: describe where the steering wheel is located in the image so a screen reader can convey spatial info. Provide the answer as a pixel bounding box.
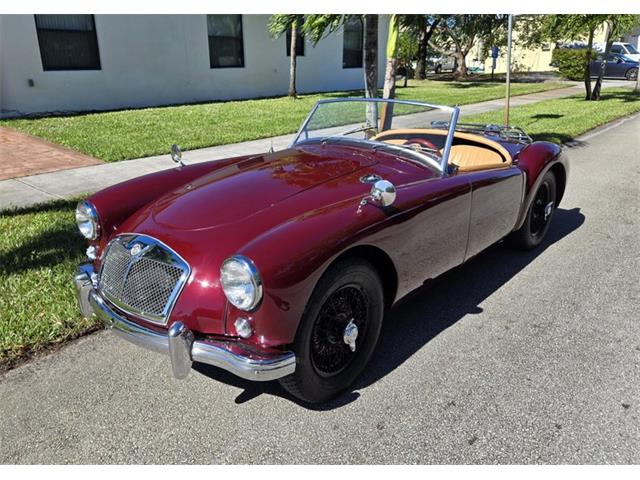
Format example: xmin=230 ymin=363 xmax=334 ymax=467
xmin=404 ymin=138 xmax=438 ymax=150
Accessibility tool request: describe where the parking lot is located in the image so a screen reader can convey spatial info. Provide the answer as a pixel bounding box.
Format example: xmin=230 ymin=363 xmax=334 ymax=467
xmin=0 ymin=113 xmax=639 ymax=464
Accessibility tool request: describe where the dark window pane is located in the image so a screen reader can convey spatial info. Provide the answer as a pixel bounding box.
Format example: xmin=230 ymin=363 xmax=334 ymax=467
xmin=342 ymin=17 xmax=363 ymax=68
xmin=207 ymin=14 xmax=244 ymax=68
xmin=34 ymin=14 xmax=100 ymax=70
xmin=286 ymin=27 xmax=305 ymax=56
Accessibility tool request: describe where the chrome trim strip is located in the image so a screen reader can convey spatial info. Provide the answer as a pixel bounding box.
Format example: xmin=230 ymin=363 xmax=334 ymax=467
xmin=441 ymin=106 xmax=460 ymax=176
xmin=89 ymin=290 xmax=296 ymax=382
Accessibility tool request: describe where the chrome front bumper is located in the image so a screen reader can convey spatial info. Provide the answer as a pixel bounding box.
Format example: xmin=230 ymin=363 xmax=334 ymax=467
xmin=74 ymin=266 xmax=296 ymax=382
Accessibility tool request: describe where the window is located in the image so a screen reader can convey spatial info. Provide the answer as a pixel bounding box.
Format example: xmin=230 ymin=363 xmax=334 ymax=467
xmin=207 ymin=14 xmax=244 ymax=68
xmin=610 ymin=45 xmax=623 ymax=54
xmin=286 ymin=27 xmax=305 ymax=56
xmin=34 ymin=14 xmax=100 ymax=71
xmin=342 ymin=17 xmax=363 ymax=68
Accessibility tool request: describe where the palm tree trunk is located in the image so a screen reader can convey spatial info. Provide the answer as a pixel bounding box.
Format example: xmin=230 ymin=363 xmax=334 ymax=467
xmin=363 ymin=15 xmax=379 ymax=99
xmin=415 ymin=21 xmax=428 ymax=80
xmin=362 ymin=15 xmax=379 ymax=134
xmin=583 ymin=27 xmax=594 ymax=100
xmin=288 ymin=21 xmax=298 ymax=98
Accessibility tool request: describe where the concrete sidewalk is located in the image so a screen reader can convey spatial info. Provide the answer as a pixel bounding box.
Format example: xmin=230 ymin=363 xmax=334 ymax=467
xmin=0 ymin=80 xmax=629 ymax=211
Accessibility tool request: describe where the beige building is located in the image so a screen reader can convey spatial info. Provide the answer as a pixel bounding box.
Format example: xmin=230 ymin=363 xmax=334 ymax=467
xmin=471 ymin=24 xmax=620 ymax=74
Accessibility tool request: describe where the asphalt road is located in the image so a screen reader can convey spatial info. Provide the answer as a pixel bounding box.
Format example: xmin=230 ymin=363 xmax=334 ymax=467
xmin=1 ymin=113 xmax=639 ymax=464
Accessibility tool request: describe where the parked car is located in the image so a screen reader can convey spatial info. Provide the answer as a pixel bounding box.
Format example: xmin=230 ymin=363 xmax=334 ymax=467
xmin=428 ymin=55 xmax=456 ymax=74
xmin=590 ymin=53 xmax=639 ymax=81
xmin=610 ymin=42 xmax=640 ymax=62
xmin=74 ymin=98 xmax=568 ymax=404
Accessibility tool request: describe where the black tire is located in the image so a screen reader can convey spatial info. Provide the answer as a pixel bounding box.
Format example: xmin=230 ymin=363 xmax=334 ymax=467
xmin=279 ymin=258 xmax=384 ymax=404
xmin=626 ymin=68 xmax=638 ymax=81
xmin=509 ymin=170 xmax=557 ymax=250
xmin=435 ymin=65 xmax=442 ymax=74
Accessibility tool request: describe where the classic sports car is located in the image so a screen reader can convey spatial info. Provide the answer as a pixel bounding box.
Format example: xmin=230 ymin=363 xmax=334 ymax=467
xmin=74 ymin=98 xmax=568 ymax=403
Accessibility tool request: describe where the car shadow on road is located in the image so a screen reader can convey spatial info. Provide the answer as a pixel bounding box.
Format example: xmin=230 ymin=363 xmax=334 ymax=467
xmin=194 ymin=207 xmax=585 ymax=410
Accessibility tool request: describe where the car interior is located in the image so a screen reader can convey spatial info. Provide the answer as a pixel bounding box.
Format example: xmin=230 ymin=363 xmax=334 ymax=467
xmin=372 ymin=129 xmax=513 ymax=173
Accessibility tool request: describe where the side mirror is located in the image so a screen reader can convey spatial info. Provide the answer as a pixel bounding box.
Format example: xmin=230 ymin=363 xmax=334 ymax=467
xmin=369 ymin=179 xmax=396 ymax=207
xmin=171 ymin=144 xmax=184 ymax=166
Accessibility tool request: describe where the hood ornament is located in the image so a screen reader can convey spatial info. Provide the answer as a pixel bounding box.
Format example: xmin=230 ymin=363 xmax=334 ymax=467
xmin=171 ymin=144 xmax=185 ymax=167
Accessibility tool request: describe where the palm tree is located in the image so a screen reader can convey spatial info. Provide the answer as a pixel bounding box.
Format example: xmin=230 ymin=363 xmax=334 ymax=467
xmin=268 ymin=14 xmax=305 ymax=97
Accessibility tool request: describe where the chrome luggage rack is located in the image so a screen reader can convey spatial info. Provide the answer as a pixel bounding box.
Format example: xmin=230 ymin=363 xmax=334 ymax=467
xmin=430 ymin=120 xmax=533 ymax=144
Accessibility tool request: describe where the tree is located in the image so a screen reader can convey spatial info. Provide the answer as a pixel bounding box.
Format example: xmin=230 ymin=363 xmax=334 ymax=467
xmin=268 ymin=14 xmax=305 ymax=98
xmin=520 ymin=14 xmax=640 ymax=100
xmin=303 ymin=14 xmax=379 ymax=99
xmin=399 ymin=15 xmax=440 ymax=80
xmin=590 ymin=15 xmax=639 ymax=100
xmin=438 ymin=15 xmax=507 ymax=79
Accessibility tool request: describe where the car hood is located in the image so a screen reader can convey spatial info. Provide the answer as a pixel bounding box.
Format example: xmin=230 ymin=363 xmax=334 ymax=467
xmin=148 ymin=145 xmax=378 ymax=231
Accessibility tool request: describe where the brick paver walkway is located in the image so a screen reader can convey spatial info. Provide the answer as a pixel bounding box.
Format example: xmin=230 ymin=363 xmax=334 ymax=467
xmin=0 ymin=127 xmax=101 ymax=181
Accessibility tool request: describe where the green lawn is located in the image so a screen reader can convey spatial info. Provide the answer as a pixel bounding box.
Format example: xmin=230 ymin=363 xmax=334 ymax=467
xmin=0 ymin=200 xmax=99 ymax=369
xmin=463 ymin=88 xmax=640 ymax=143
xmin=0 ymin=80 xmax=567 ymax=162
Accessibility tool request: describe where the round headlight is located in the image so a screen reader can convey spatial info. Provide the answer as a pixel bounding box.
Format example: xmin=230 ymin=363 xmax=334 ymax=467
xmin=220 ymin=255 xmax=262 ymax=311
xmin=75 ymin=201 xmax=100 ymax=240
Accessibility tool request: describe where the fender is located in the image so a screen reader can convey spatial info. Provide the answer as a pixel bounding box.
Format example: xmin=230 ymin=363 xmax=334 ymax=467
xmin=87 ymin=155 xmax=253 ymax=251
xmin=513 ymin=142 xmax=568 ymax=231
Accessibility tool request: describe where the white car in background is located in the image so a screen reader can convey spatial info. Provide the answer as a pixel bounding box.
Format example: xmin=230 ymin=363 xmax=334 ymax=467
xmin=608 ymin=42 xmax=640 ymax=62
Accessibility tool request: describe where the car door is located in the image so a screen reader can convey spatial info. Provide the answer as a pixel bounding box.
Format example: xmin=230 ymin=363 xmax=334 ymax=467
xmin=374 ymin=166 xmax=472 ymax=297
xmin=455 ymin=166 xmax=524 ymax=260
xmin=590 ymin=55 xmax=602 ymax=76
xmin=607 ymin=54 xmax=625 ymax=77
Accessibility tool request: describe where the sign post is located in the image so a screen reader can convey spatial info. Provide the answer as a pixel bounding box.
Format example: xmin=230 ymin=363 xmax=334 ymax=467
xmin=491 ymin=46 xmax=499 ymax=80
xmin=504 ymin=14 xmax=513 ymax=127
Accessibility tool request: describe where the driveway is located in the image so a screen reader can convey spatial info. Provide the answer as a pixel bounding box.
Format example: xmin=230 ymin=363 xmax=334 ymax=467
xmin=0 ymin=113 xmax=638 ymax=464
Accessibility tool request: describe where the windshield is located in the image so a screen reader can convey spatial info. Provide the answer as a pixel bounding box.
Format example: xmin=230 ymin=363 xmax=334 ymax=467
xmin=623 ymin=43 xmax=639 ymax=55
xmin=292 ymin=98 xmax=459 ymax=173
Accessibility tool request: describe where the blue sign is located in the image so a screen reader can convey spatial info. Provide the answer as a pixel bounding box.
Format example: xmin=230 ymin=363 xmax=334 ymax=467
xmin=491 ymin=46 xmax=499 ymax=59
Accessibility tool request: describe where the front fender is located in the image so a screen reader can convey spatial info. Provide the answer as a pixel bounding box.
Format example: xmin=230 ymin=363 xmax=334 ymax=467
xmin=226 ymin=196 xmax=392 ymax=346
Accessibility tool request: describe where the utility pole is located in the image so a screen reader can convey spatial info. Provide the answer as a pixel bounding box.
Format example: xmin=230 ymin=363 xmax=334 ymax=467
xmin=504 ymin=14 xmax=513 ymax=127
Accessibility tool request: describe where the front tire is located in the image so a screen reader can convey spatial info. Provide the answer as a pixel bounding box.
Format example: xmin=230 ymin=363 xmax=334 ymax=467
xmin=626 ymin=68 xmax=638 ymax=81
xmin=509 ymin=170 xmax=557 ymax=250
xmin=279 ymin=258 xmax=384 ymax=404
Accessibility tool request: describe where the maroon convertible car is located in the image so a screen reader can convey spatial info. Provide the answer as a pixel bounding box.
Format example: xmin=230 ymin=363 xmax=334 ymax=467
xmin=74 ymin=98 xmax=568 ymax=403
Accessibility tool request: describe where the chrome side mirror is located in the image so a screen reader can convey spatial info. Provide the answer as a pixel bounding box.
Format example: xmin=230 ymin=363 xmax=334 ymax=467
xmin=359 ymin=179 xmax=396 ymax=211
xmin=171 ymin=144 xmax=184 ymax=166
xmin=370 ymin=180 xmax=396 ymax=207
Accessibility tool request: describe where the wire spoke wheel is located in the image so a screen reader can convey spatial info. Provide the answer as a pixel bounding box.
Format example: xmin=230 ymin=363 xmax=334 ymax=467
xmin=310 ymin=284 xmax=369 ymax=377
xmin=530 ymin=182 xmax=551 ymax=237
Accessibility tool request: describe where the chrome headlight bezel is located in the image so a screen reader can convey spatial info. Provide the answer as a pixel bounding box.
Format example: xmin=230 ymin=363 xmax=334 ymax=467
xmin=220 ymin=255 xmax=263 ymax=312
xmin=75 ymin=200 xmax=100 ymax=240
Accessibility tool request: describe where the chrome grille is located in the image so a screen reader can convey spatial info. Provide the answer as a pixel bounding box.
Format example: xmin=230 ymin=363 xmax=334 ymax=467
xmin=98 ymin=234 xmax=190 ymax=325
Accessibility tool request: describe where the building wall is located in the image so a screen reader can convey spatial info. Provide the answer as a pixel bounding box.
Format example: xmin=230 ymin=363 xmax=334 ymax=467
xmin=0 ymin=14 xmax=389 ymax=117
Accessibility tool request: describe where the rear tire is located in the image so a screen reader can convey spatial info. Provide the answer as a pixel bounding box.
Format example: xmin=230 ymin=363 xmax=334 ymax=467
xmin=435 ymin=65 xmax=442 ymax=74
xmin=626 ymin=68 xmax=638 ymax=81
xmin=279 ymin=258 xmax=384 ymax=404
xmin=509 ymin=170 xmax=557 ymax=250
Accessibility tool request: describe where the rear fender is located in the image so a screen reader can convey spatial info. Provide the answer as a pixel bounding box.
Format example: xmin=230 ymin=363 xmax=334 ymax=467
xmin=513 ymin=142 xmax=568 ymax=231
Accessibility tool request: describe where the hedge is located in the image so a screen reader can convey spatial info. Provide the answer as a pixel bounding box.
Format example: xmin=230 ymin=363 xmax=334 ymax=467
xmin=551 ymin=48 xmax=596 ymax=81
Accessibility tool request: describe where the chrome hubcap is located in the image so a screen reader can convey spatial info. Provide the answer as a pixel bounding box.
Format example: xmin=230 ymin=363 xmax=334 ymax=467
xmin=343 ymin=319 xmax=358 ymax=352
xmin=544 ymin=201 xmax=554 ymax=221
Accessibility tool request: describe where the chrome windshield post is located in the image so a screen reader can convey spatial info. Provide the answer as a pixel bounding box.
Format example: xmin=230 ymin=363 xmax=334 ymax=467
xmin=440 ymin=106 xmax=460 ymax=176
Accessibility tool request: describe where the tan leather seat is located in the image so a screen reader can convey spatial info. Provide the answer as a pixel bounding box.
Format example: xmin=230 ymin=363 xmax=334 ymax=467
xmin=448 ymin=144 xmax=508 ymax=172
xmin=372 ymin=128 xmax=512 ymax=172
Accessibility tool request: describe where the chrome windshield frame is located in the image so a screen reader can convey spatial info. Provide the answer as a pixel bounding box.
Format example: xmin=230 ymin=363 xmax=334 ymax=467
xmin=291 ymin=98 xmax=460 ymax=176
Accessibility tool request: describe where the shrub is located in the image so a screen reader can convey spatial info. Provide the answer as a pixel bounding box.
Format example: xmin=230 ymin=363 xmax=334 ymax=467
xmin=551 ymin=48 xmax=596 ymax=81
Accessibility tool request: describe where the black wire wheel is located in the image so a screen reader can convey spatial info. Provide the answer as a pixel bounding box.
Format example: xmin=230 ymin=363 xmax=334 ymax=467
xmin=279 ymin=258 xmax=384 ymax=404
xmin=626 ymin=68 xmax=638 ymax=81
xmin=310 ymin=284 xmax=369 ymax=377
xmin=509 ymin=170 xmax=557 ymax=250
